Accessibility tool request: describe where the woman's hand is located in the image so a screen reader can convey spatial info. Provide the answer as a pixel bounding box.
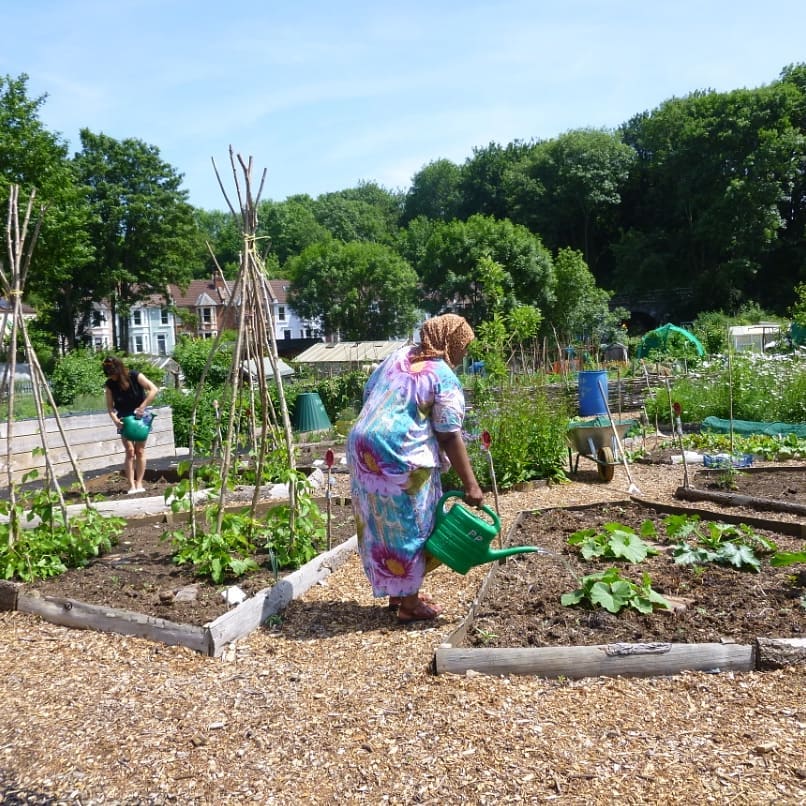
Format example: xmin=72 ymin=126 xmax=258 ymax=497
xmin=463 ymin=482 xmax=484 ymax=507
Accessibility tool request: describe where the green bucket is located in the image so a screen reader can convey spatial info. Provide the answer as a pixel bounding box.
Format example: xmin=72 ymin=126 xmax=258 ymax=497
xmin=425 ymin=491 xmax=543 ymax=575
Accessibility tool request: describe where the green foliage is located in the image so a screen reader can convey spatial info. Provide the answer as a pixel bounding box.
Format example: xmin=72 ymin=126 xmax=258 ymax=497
xmin=663 ymin=514 xmax=776 ymax=572
xmin=312 ymin=370 xmax=367 ymax=423
xmin=446 ymin=375 xmax=568 ymax=488
xmin=288 ymin=239 xmax=418 ymax=340
xmin=0 ymin=488 xmax=125 ymax=582
xmin=691 ymin=311 xmax=732 ymax=354
xmin=414 ymin=214 xmax=556 ymax=325
xmin=162 ymin=466 xmax=324 ymax=584
xmin=172 ymin=334 xmax=235 ymax=387
xmin=568 ymin=520 xmax=659 ymax=562
xmin=680 ymin=431 xmax=806 ymax=462
xmin=73 ymin=130 xmax=198 ymax=353
xmin=644 ymin=355 xmax=806 ymax=424
xmin=50 ymin=348 xmax=106 ymax=406
xmin=166 ymin=509 xmax=260 ymax=585
xmin=261 ymin=472 xmax=325 ymax=569
xmin=561 ymin=568 xmax=671 ymax=614
xmin=790 ymin=282 xmax=806 ymax=328
xmin=770 ymin=550 xmax=806 ymax=567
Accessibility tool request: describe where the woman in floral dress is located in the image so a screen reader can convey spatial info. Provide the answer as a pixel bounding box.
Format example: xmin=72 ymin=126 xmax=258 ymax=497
xmin=346 ymin=314 xmax=484 ymax=623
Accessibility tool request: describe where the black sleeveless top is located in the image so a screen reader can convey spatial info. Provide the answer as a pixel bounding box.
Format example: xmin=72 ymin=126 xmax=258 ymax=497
xmin=106 ymin=370 xmax=145 ymax=417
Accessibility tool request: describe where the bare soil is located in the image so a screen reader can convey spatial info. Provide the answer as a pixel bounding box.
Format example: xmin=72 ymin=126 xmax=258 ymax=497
xmin=468 ymin=497 xmax=805 ymax=649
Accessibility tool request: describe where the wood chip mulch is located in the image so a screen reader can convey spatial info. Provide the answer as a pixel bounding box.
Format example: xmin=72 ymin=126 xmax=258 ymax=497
xmin=1 ymin=452 xmax=805 ymax=804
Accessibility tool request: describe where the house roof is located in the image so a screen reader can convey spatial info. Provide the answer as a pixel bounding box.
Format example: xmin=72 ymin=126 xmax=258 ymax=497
xmin=294 ymin=340 xmax=409 ymax=364
xmin=169 ymin=278 xmax=230 ymax=308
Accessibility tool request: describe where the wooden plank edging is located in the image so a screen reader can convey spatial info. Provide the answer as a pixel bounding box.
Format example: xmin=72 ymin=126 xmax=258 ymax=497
xmin=16 ymin=590 xmax=212 ymax=654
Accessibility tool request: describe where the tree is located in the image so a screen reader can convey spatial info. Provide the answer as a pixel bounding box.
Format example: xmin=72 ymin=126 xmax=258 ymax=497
xmin=617 ymin=80 xmax=805 ymax=313
xmin=514 ymin=129 xmax=636 ymax=272
xmin=547 ymin=248 xmax=622 ymax=346
xmin=311 ymin=190 xmax=394 ymax=244
xmin=402 ymin=158 xmax=463 ymax=224
xmin=0 ymin=74 xmax=93 ymax=353
xmin=73 ymin=130 xmax=199 ymax=351
xmin=288 ymin=240 xmax=418 ymax=340
xmin=257 ymin=196 xmax=329 ymax=268
xmin=458 ymin=140 xmax=534 ymax=220
xmin=193 ymin=208 xmax=242 ymax=278
xmin=415 ymin=214 xmax=556 ymax=325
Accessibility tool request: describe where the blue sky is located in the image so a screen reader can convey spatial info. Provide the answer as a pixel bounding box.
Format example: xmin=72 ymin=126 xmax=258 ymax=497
xmin=4 ymin=1 xmax=806 ymax=210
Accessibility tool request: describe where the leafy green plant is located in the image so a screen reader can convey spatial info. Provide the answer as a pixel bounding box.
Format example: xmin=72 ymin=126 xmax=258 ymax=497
xmin=663 ymin=514 xmax=776 ymax=572
xmin=446 ymin=373 xmax=569 ymax=489
xmin=561 ymin=567 xmax=671 ymax=614
xmin=261 ymin=471 xmax=325 ymax=568
xmin=568 ymin=520 xmax=658 ymax=562
xmin=166 ymin=514 xmax=261 ymax=584
xmin=0 ymin=487 xmax=125 ymax=582
xmin=770 ymin=550 xmax=806 ymax=567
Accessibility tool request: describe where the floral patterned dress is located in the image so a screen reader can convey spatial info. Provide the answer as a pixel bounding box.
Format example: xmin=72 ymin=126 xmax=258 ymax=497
xmin=346 ymin=346 xmax=466 ymax=598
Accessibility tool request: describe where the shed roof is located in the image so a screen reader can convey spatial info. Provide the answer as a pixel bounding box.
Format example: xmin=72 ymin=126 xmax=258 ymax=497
xmin=294 ymin=340 xmax=409 ymax=364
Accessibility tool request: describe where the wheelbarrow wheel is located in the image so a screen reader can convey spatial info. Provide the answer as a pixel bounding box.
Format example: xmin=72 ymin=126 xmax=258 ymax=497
xmin=597 ymin=446 xmax=615 ymax=482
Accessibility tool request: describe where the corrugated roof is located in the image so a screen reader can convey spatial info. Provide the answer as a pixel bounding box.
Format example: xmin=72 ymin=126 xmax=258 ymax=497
xmin=294 ymin=340 xmax=409 ymax=364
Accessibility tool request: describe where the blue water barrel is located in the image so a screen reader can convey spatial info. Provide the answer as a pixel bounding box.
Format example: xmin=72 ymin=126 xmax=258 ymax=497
xmin=578 ymin=370 xmax=609 ymax=416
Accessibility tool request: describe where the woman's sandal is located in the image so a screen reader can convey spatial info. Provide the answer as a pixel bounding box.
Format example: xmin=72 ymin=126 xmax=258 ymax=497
xmin=396 ymin=600 xmax=443 ymax=624
xmin=388 ymin=592 xmax=434 ymax=611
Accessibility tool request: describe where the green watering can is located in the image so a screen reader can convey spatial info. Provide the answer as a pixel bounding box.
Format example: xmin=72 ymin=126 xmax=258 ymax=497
xmin=120 ymin=415 xmax=152 ymax=442
xmin=425 ymin=491 xmax=544 ymax=575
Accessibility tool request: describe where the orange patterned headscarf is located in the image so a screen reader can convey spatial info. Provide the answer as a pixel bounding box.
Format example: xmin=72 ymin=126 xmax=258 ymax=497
xmin=415 ymin=314 xmax=475 ymax=367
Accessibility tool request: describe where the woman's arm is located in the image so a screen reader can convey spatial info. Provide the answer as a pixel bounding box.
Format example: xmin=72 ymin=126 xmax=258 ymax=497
xmin=134 ymin=373 xmax=159 ymax=416
xmin=435 ymin=430 xmax=484 ymax=506
xmin=105 ymin=386 xmax=122 ymax=429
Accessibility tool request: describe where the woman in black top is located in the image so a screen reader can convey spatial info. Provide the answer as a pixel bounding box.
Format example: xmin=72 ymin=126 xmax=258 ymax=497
xmin=103 ymin=356 xmax=159 ymax=494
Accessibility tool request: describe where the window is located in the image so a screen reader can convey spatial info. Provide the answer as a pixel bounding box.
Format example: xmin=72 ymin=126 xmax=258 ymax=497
xmin=277 ymin=305 xmax=286 ymax=322
xmin=202 ymin=331 xmax=216 ymax=339
xmin=283 ymin=329 xmax=292 ymax=340
xmin=157 ymin=334 xmax=167 ymax=356
xmin=92 ymin=310 xmax=105 ymax=327
xmin=134 ymin=335 xmax=145 ymax=353
xmin=161 ymin=309 xmax=170 ymax=325
xmin=305 ymin=328 xmax=313 ymax=338
xmin=94 ymin=338 xmax=104 ymax=351
xmin=132 ymin=310 xmax=142 ymax=326
xmin=201 ymin=307 xmax=212 ymax=324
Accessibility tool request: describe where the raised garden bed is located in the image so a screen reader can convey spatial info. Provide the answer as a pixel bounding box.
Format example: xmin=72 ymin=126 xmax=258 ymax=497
xmin=434 ymin=499 xmax=805 ymax=678
xmin=0 ymin=477 xmax=358 ymax=656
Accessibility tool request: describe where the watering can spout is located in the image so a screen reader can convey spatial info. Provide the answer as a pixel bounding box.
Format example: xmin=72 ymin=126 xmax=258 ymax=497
xmin=425 ymin=491 xmax=545 ymax=575
xmin=486 ymin=545 xmax=544 ymax=563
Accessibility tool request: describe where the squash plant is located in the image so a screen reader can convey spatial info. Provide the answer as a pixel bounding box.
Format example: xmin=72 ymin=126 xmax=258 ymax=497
xmin=561 ymin=568 xmax=671 ymax=614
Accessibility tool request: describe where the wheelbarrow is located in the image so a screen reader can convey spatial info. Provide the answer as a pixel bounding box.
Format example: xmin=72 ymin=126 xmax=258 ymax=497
xmin=566 ymin=416 xmax=636 ymax=482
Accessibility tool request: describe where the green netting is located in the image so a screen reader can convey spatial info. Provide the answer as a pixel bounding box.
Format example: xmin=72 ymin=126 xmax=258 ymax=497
xmin=702 ymin=416 xmax=806 ymax=438
xmin=636 ymin=324 xmax=706 ymax=358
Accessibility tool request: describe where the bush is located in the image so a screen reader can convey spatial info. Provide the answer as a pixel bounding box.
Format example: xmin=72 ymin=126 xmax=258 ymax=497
xmin=445 ymin=374 xmax=570 ymax=489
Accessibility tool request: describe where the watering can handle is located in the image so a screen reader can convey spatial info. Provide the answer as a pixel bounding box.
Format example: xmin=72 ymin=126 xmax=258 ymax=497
xmin=436 ymin=490 xmax=501 ymax=532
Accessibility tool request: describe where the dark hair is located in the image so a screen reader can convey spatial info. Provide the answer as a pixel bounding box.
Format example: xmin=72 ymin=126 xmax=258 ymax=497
xmin=102 ymin=356 xmax=130 ymax=388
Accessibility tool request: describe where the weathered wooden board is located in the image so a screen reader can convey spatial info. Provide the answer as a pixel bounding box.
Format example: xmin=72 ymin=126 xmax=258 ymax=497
xmin=434 ymin=642 xmax=756 ymax=678
xmin=16 ymin=590 xmax=211 ymax=654
xmin=755 ymin=637 xmax=806 ymax=669
xmin=0 ymin=406 xmax=176 ymax=485
xmin=207 ymin=536 xmax=358 ymax=656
